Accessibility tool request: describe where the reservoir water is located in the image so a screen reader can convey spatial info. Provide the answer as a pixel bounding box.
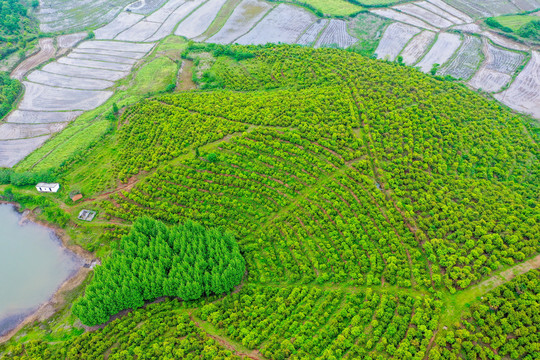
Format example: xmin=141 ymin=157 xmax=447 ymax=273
xmin=0 ymin=204 xmax=82 ymax=336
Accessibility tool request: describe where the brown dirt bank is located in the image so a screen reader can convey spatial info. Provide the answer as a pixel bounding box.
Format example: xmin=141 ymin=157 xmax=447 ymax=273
xmin=0 ymin=202 xmax=97 ymax=344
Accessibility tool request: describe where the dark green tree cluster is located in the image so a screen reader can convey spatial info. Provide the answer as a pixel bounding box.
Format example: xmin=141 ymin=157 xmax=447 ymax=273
xmin=0 ymin=72 xmax=22 ymax=118
xmin=517 ymin=19 xmax=540 ymax=41
xmin=485 ymin=16 xmax=540 ymax=41
xmin=433 ymin=269 xmax=540 ymax=359
xmin=73 ymin=217 xmax=245 ymax=326
xmin=0 ymin=167 xmax=55 ymax=186
xmin=0 ymin=0 xmax=38 ymax=60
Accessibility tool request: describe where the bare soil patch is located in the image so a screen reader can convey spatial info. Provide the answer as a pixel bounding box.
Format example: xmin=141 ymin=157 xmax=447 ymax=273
xmin=11 ymin=38 xmax=55 ymax=80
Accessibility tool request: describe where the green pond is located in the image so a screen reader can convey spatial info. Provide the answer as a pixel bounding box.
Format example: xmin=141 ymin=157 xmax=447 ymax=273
xmin=0 ymin=204 xmax=82 ymax=336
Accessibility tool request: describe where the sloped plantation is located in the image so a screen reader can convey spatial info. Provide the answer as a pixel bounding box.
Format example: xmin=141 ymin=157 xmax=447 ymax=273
xmin=1 ymin=45 xmax=539 ymax=359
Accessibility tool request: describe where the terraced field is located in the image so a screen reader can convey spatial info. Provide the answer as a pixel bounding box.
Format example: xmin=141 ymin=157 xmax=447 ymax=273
xmin=3 ymin=0 xmax=540 ymax=171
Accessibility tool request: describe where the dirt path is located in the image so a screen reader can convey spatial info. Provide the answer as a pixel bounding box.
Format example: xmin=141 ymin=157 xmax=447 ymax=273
xmin=437 ymin=253 xmax=540 ymax=334
xmin=176 ymin=60 xmax=197 ymax=91
xmin=11 ymin=38 xmax=56 ymax=80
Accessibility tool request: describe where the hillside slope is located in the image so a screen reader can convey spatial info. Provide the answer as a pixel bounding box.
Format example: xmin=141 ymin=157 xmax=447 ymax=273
xmin=1 ymin=44 xmax=538 ymax=359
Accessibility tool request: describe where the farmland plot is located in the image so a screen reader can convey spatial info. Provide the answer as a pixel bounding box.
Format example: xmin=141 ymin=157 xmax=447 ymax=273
xmin=38 ymin=0 xmax=135 ymax=32
xmin=175 ymin=0 xmax=228 ymax=39
xmin=414 ymin=1 xmax=464 ymax=24
xmin=481 ymin=31 xmax=529 ymax=52
xmin=426 ymin=0 xmax=473 ymax=22
xmin=400 ymin=30 xmax=436 ymax=65
xmin=126 ymin=0 xmax=170 ymax=14
xmin=94 ymin=12 xmax=145 ymax=40
xmin=393 ymin=4 xmax=454 ymax=28
xmin=511 ymin=0 xmax=540 ymax=11
xmin=0 ymin=136 xmax=51 ymax=168
xmin=452 ymin=23 xmax=482 ymax=33
xmin=370 ymin=8 xmax=438 ymax=31
xmin=115 ymin=20 xmax=163 ymax=42
xmin=206 ymin=0 xmax=273 ymax=44
xmin=19 ymin=83 xmax=113 ymax=111
xmin=296 ymin=19 xmax=329 ymax=46
xmin=27 ymin=71 xmax=115 ymax=91
xmin=72 ymin=48 xmax=147 ymax=60
xmin=495 ymin=51 xmax=540 ymax=118
xmin=147 ymin=0 xmax=206 ymax=41
xmin=469 ymin=68 xmax=512 ymax=92
xmin=484 ymin=42 xmax=526 ymax=74
xmin=67 ymin=52 xmax=138 ymax=65
xmin=77 ymin=41 xmax=155 ymax=54
xmin=0 ymin=123 xmax=67 ymax=141
xmin=438 ymin=35 xmax=482 ymax=79
xmin=444 ymin=0 xmax=519 ymax=17
xmin=416 ymin=32 xmax=462 ymax=72
xmin=6 ymin=111 xmax=82 ymax=124
xmin=376 ymin=22 xmax=421 ymax=61
xmin=315 ymin=19 xmax=357 ymax=48
xmin=236 ymin=4 xmax=316 ymax=45
xmin=57 ymin=58 xmax=133 ymax=72
xmin=57 ymin=33 xmax=88 ymax=49
xmin=41 ymin=63 xmax=128 ymax=81
xmin=145 ymin=0 xmax=187 ymax=22
xmin=11 ymin=38 xmax=55 ymax=80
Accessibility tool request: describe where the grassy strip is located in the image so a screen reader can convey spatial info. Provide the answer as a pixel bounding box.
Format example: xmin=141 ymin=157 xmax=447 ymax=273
xmin=198 ymin=0 xmax=243 ymax=39
xmin=15 ymin=37 xmax=185 ymax=175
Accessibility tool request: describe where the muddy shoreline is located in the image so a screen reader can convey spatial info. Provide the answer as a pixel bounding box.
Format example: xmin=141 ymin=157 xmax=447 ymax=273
xmin=0 ymin=201 xmax=96 ymax=344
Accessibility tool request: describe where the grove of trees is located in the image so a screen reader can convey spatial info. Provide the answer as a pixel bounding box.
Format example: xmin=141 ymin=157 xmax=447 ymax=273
xmin=73 ymin=217 xmax=245 ymax=326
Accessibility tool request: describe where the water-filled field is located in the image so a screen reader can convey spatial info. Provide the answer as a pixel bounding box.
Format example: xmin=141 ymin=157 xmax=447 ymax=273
xmin=0 ymin=205 xmax=82 ymax=336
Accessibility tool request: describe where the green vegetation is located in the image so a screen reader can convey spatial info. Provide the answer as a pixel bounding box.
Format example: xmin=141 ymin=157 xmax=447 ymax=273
xmin=1 ymin=43 xmax=538 ymax=360
xmin=0 ymin=72 xmax=22 ymax=118
xmin=0 ymin=187 xmax=70 ymax=227
xmin=486 ymin=15 xmax=540 ymax=41
xmin=130 ymin=57 xmax=178 ymax=96
xmin=276 ymin=0 xmax=364 ymax=17
xmin=15 ymin=36 xmax=186 ymax=175
xmin=73 ymin=217 xmax=245 ymax=326
xmin=433 ymin=269 xmax=540 ymax=360
xmin=2 ymin=301 xmax=245 ymax=359
xmin=0 ymin=0 xmax=39 ymax=60
xmin=348 ymin=12 xmax=390 ymax=57
xmin=199 ymin=285 xmax=440 ymax=359
xmin=354 ymin=0 xmax=404 ymax=6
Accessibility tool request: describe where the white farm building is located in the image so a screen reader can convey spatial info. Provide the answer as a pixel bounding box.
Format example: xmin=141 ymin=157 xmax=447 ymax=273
xmin=36 ymin=182 xmax=60 ymax=193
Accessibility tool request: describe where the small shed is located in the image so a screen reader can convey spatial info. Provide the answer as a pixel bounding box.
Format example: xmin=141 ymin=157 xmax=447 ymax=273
xmin=36 ymin=183 xmax=60 ymax=193
xmin=71 ymin=194 xmax=83 ymax=202
xmin=78 ymin=210 xmax=97 ymax=222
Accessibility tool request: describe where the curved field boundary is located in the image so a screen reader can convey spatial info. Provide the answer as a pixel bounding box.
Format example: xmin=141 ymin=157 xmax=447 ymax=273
xmin=11 ymin=39 xmax=55 ymax=81
xmin=495 ymin=50 xmax=540 ymax=119
xmin=376 ymin=22 xmax=421 ymax=60
xmin=1 ymin=40 xmax=156 ymax=168
xmin=399 ymin=29 xmax=436 ymax=65
xmin=415 ymin=32 xmax=462 ymax=72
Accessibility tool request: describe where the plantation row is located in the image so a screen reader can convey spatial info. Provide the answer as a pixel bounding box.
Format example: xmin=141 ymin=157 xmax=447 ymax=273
xmin=198 ymin=285 xmax=440 ymax=359
xmin=433 ymin=269 xmax=540 ymax=360
xmin=2 ymin=300 xmax=242 ymax=360
xmin=105 ymin=125 xmax=428 ymax=288
xmin=104 ymin=45 xmax=539 ymax=292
